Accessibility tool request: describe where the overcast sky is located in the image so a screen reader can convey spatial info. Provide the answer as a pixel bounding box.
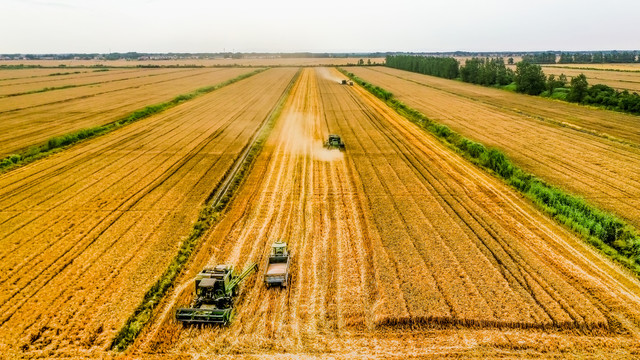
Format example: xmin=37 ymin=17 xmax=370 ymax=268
xmin=1 ymin=0 xmax=638 ymax=54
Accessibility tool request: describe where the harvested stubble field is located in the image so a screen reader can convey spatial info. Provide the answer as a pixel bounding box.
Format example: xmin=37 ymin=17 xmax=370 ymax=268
xmin=130 ymin=68 xmax=640 ymax=358
xmin=0 ymin=67 xmax=256 ymax=157
xmin=0 ymin=68 xmax=143 ymax=96
xmin=0 ymin=68 xmax=98 ymax=81
xmin=347 ymin=66 xmax=640 ymax=230
xmin=0 ymin=58 xmax=386 ymax=68
xmin=0 ymin=68 xmax=297 ymax=358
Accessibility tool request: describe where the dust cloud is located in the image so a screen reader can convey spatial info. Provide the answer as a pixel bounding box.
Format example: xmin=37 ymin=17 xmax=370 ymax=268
xmin=284 ymin=112 xmax=344 ymax=162
xmin=316 ymin=67 xmax=345 ymax=84
xmin=312 ymin=140 xmax=344 ymax=162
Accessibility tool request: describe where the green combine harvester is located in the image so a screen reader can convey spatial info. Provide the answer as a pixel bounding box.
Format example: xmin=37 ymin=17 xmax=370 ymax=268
xmin=175 ymin=262 xmax=258 ymax=325
xmin=324 ymin=134 xmax=345 ymax=151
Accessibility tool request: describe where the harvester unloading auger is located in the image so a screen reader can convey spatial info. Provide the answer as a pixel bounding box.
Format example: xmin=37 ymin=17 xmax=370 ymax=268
xmin=175 ymin=262 xmax=258 ymax=325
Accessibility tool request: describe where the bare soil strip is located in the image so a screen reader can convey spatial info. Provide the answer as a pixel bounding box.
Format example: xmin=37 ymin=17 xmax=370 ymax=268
xmin=131 ymin=68 xmax=640 ymax=358
xmin=347 ymin=67 xmax=640 ymax=232
xmin=0 ymin=68 xmax=297 ymax=358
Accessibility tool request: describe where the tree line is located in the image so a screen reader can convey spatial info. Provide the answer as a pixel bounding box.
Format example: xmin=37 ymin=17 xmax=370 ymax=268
xmin=559 ymin=51 xmax=638 ymax=64
xmin=385 ymin=55 xmax=459 ymax=79
xmin=384 ymin=55 xmax=640 ymax=116
xmin=520 ymin=51 xmax=639 ymax=64
xmin=564 ymin=74 xmax=640 ymax=114
xmin=510 ymin=62 xmax=640 ymax=114
xmin=522 ymin=52 xmax=557 ymax=64
xmin=459 ymin=57 xmax=514 ymax=86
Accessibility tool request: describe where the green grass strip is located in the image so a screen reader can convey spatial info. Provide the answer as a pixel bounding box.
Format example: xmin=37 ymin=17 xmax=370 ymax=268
xmin=0 ymin=68 xmax=266 ymax=174
xmin=109 ymin=68 xmax=300 ymax=352
xmin=338 ymin=67 xmax=640 ymax=277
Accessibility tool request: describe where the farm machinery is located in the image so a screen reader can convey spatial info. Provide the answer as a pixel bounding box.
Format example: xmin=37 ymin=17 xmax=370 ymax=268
xmin=175 ymin=262 xmax=258 ymax=325
xmin=264 ymin=241 xmax=290 ymax=287
xmin=340 ymin=80 xmax=354 ymax=86
xmin=324 ymin=134 xmax=345 ymax=151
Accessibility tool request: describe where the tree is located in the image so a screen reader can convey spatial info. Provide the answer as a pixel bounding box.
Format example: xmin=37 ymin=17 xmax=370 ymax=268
xmin=559 ymin=73 xmax=568 ymax=85
xmin=385 ymin=55 xmax=459 ymax=79
xmin=592 ymin=52 xmax=604 ymax=63
xmin=546 ymin=73 xmax=568 ymax=94
xmin=459 ymin=57 xmax=513 ymax=86
xmin=514 ymin=61 xmax=546 ymax=95
xmin=507 ymin=57 xmax=514 ymax=65
xmin=559 ymin=53 xmax=571 ymax=64
xmin=566 ymin=73 xmax=589 ymax=102
xmin=357 ymin=58 xmax=364 ymax=66
xmin=460 ymin=58 xmax=481 ymax=84
xmin=367 ymin=58 xmax=371 ymax=65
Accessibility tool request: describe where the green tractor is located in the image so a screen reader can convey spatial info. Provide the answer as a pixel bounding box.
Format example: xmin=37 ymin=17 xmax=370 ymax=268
xmin=323 ymin=134 xmax=345 ymax=151
xmin=175 ymin=262 xmax=258 ymax=325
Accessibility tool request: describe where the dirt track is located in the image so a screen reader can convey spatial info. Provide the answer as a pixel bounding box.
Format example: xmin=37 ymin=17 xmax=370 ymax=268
xmin=0 ymin=68 xmax=296 ymax=357
xmin=347 ymin=66 xmax=640 ymax=231
xmin=131 ymin=68 xmax=640 ymax=358
xmin=0 ymin=67 xmax=255 ymax=157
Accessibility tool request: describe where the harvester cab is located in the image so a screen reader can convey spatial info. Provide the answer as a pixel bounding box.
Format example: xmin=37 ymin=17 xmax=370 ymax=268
xmin=194 ymin=265 xmax=236 ymax=308
xmin=271 ymin=241 xmax=288 ymax=257
xmin=341 ymin=79 xmax=348 ymax=85
xmin=323 ymin=134 xmax=345 ymax=151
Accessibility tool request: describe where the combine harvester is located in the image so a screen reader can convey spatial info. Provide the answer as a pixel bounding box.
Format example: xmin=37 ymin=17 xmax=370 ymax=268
xmin=340 ymin=79 xmax=354 ymax=86
xmin=264 ymin=241 xmax=290 ymax=288
xmin=324 ymin=134 xmax=346 ymax=151
xmin=175 ymin=262 xmax=258 ymax=325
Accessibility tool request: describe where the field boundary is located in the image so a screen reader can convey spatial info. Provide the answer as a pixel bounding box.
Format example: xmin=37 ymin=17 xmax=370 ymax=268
xmin=0 ymin=68 xmax=266 ymax=174
xmin=109 ymin=68 xmax=301 ymax=352
xmin=338 ymin=67 xmax=640 ymax=278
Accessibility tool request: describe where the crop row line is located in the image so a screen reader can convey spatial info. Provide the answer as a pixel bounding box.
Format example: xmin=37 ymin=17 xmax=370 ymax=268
xmin=0 ymin=69 xmax=266 ymax=174
xmin=338 ymin=67 xmax=640 ymax=278
xmin=109 ymin=68 xmax=301 ymax=352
